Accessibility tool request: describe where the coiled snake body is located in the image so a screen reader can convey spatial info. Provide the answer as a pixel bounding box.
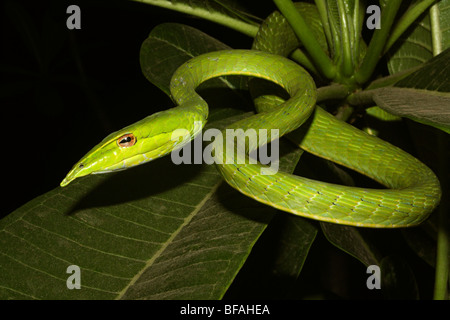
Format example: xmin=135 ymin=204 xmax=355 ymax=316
xmin=61 ymin=9 xmax=441 ymax=228
xmin=61 ymin=4 xmax=441 ymax=228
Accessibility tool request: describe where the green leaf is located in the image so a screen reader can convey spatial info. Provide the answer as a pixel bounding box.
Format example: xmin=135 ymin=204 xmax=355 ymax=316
xmin=253 ymin=2 xmax=328 ymax=55
xmin=130 ymin=0 xmax=260 ymax=37
xmin=140 ymin=23 xmax=245 ymax=97
xmin=379 ymin=48 xmax=450 ymax=133
xmin=221 ymin=214 xmax=317 ymax=299
xmin=320 ymin=223 xmax=381 ymax=267
xmin=140 ymin=23 xmax=251 ymax=115
xmin=387 ymin=0 xmax=450 ymax=74
xmin=252 ymin=2 xmax=328 ymax=75
xmin=434 ymin=0 xmax=450 ymax=51
xmin=372 ymin=88 xmax=450 ymax=134
xmin=387 ymin=11 xmax=433 ymax=75
xmin=269 ymin=215 xmax=317 ymax=279
xmin=394 ymin=47 xmax=450 ymax=91
xmin=0 ymin=154 xmax=220 ymax=299
xmin=351 ymin=49 xmax=450 ymax=133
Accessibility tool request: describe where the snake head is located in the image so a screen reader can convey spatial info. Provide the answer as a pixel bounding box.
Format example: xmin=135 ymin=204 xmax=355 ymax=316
xmin=60 ymin=109 xmax=203 ymax=187
xmin=60 ymin=129 xmax=141 ymax=187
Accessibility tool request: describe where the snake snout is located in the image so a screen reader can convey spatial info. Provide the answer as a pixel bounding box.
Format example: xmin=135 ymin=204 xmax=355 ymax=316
xmin=60 ymin=161 xmax=88 ymax=187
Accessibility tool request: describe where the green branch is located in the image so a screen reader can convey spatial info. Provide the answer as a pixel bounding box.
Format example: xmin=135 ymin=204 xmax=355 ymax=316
xmin=352 ymin=0 xmax=362 ymax=67
xmin=355 ymin=0 xmax=402 ymax=84
xmin=290 ymin=49 xmax=320 ymax=75
xmin=430 ymin=1 xmax=449 ymax=301
xmin=273 ymin=0 xmax=337 ymax=80
xmin=314 ymin=0 xmax=334 ymax=52
xmin=337 ymin=0 xmax=353 ymax=77
xmin=434 ymin=181 xmax=450 ymax=300
xmin=317 ymin=83 xmax=350 ymax=102
xmin=430 ymin=2 xmax=444 ymax=55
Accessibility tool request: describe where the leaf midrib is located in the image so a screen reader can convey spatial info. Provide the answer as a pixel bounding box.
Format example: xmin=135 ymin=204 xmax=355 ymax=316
xmin=115 ymin=179 xmax=223 ymax=299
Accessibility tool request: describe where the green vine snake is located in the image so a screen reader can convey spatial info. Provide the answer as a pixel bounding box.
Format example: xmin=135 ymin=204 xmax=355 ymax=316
xmin=60 ymin=10 xmax=441 ymax=229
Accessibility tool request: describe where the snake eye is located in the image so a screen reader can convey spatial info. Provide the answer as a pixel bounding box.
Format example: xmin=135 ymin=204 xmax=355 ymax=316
xmin=117 ymin=133 xmax=137 ymax=147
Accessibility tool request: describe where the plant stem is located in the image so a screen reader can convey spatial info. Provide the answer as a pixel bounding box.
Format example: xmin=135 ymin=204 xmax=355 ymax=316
xmin=433 ymin=124 xmax=450 ymax=300
xmin=273 ymin=0 xmax=337 ymax=80
xmin=337 ymin=0 xmax=353 ymax=77
xmin=290 ymin=49 xmax=320 ymax=75
xmin=353 ymin=0 xmax=362 ymax=66
xmin=430 ymin=3 xmax=443 ymax=55
xmin=317 ymin=83 xmax=351 ymax=102
xmin=328 ymin=3 xmax=342 ymax=66
xmin=314 ymin=0 xmax=333 ymax=52
xmin=430 ymin=1 xmax=449 ymax=300
xmin=384 ymin=0 xmax=437 ymax=54
xmin=355 ymin=0 xmax=402 ymax=85
xmin=434 ymin=182 xmax=449 ymax=300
